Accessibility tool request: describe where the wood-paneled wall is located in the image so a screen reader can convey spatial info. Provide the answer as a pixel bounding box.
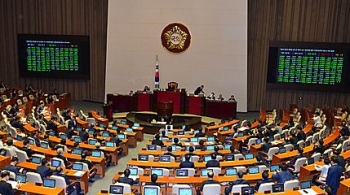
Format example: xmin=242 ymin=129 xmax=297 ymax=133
xmin=248 ymin=0 xmax=350 ymax=111
xmin=0 ymin=0 xmax=108 ymax=102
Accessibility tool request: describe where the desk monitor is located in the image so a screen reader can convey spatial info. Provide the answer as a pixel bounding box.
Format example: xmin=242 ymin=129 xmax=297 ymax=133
xmin=147 ymin=145 xmax=157 ymax=150
xmin=112 ymin=126 xmax=118 ymax=130
xmin=308 ymin=157 xmax=315 ymax=164
xmin=248 ymin=167 xmax=259 ymax=174
xmin=179 ymin=188 xmax=192 ymax=195
xmin=207 ymin=136 xmax=215 ymax=142
xmin=256 ymin=139 xmax=262 ymax=144
xmin=16 ymin=135 xmax=23 ymax=141
xmin=106 ymin=141 xmax=115 ymax=147
xmin=237 ymin=132 xmax=244 ymax=137
xmin=159 ymin=155 xmax=171 ymax=162
xmin=270 ymin=165 xmax=280 ymax=172
xmin=133 ymin=123 xmax=140 ymax=127
xmin=201 ymin=169 xmax=212 ymax=177
xmin=224 ymin=144 xmax=231 ymax=150
xmin=74 ymin=137 xmax=81 ymax=143
xmin=305 ymin=140 xmax=311 ymax=147
xmin=279 ymin=148 xmax=286 ymax=154
xmin=190 ymin=137 xmax=198 ymax=142
xmin=91 ymin=150 xmax=101 ymax=158
xmin=225 ymin=168 xmax=237 ymax=176
xmin=151 ymin=169 xmax=163 ymax=177
xmin=102 ymin=131 xmax=109 ymax=137
xmin=223 ymin=126 xmax=229 ymax=131
xmin=72 ymin=163 xmax=83 ymax=171
xmin=120 ymin=120 xmax=127 ymax=125
xmin=245 ymin=153 xmax=254 ymax=160
xmin=40 ymin=142 xmax=48 ymax=149
xmin=300 ymin=181 xmax=312 ymax=189
xmin=16 ymin=174 xmax=26 ymax=183
xmin=72 ymin=148 xmax=83 ymax=155
xmin=272 ymin=184 xmax=284 ymax=192
xmin=129 ymin=168 xmax=138 ymax=176
xmin=28 ymin=139 xmax=35 ymax=145
xmin=241 ymin=186 xmax=255 ymax=195
xmin=178 ymin=131 xmax=184 ymax=135
xmin=59 ymin=134 xmax=67 ymax=140
xmin=138 ymin=154 xmax=149 ymax=161
xmin=117 ymin=134 xmax=126 ymax=139
xmin=76 ymin=127 xmax=82 ymax=132
xmin=176 ymin=169 xmax=189 ymax=177
xmin=109 ymin=185 xmax=124 ymax=195
xmin=225 ymin=154 xmax=234 ymax=161
xmin=126 ymin=128 xmax=133 ymax=133
xmin=165 ymin=125 xmax=173 ymax=130
xmin=88 ymin=139 xmax=98 ymax=145
xmin=206 ymin=145 xmax=215 ymax=151
xmin=32 ymin=156 xmax=41 ymax=164
xmin=43 ymin=179 xmax=56 ymax=188
xmin=204 ymin=155 xmax=211 ymax=162
xmin=144 ymin=187 xmax=159 ymax=195
xmin=51 ymin=159 xmax=61 ymax=167
xmin=99 ymin=123 xmax=105 ymax=128
xmin=88 ymin=129 xmax=95 ymax=135
xmin=48 ymin=131 xmax=55 ymax=136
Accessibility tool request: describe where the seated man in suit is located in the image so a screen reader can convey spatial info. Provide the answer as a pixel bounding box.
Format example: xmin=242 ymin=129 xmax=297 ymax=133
xmin=173 ymin=138 xmax=183 ymax=147
xmin=225 ymin=170 xmax=249 ymax=195
xmin=78 ymin=153 xmax=97 ymax=182
xmin=255 ymin=170 xmax=273 ymax=190
xmin=67 ymin=116 xmax=78 ymax=129
xmin=21 ymin=139 xmax=33 ymax=157
xmin=206 ymin=153 xmax=220 ymax=168
xmin=164 ymin=146 xmax=177 ymax=159
xmin=4 ymin=157 xmax=21 ymax=174
xmin=95 ymin=142 xmax=112 ymax=166
xmin=287 ymin=147 xmax=304 ymax=169
xmin=187 ymin=146 xmax=196 ymax=156
xmin=117 ymin=169 xmax=139 ymax=185
xmin=56 ymin=148 xmax=70 ymax=167
xmin=296 ymin=126 xmax=306 ymax=141
xmin=198 ymin=171 xmax=219 ymax=194
xmin=79 ymin=128 xmax=89 ymax=143
xmin=56 ymin=167 xmax=83 ymax=195
xmin=228 ymin=145 xmax=239 ymax=155
xmin=272 ymin=163 xmax=295 ymax=184
xmin=260 ymin=137 xmax=271 ymax=153
xmin=151 ymin=134 xmax=164 ymax=146
xmin=212 ymin=145 xmax=223 ymax=156
xmin=144 ymin=174 xmax=161 ymax=187
xmin=65 ymin=126 xmax=77 ymax=139
xmin=194 ymin=127 xmax=206 ymax=137
xmin=5 ymin=139 xmax=20 ymax=156
xmin=180 ymin=154 xmax=195 ymax=168
xmin=36 ymin=158 xmax=58 ymax=180
xmin=195 ymin=140 xmax=206 ymax=150
xmin=0 ymin=170 xmax=19 ymax=195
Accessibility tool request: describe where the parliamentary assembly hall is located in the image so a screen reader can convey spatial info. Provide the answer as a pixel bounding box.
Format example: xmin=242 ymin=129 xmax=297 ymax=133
xmin=0 ymin=0 xmax=350 ymax=195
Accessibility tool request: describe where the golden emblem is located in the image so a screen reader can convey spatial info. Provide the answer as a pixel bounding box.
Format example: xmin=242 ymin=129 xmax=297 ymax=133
xmin=161 ymin=23 xmax=191 ymax=54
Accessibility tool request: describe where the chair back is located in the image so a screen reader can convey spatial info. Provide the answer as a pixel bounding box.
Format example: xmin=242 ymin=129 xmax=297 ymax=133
xmin=52 ymin=157 xmax=66 ymax=168
xmin=16 ymin=150 xmax=29 ymax=162
xmin=75 ymin=162 xmax=89 ymax=171
xmin=203 ymin=184 xmax=221 ymax=195
xmin=258 ymin=182 xmax=274 ymax=193
xmin=172 ymin=184 xmax=191 ymax=195
xmin=267 ymin=147 xmax=279 ymax=161
xmin=284 ymin=179 xmax=299 ymax=190
xmin=26 ymin=172 xmax=43 ymax=184
xmin=294 ymin=157 xmax=307 ymax=172
xmin=50 ymin=175 xmax=67 ymax=192
xmin=231 ymin=184 xmax=249 ymax=194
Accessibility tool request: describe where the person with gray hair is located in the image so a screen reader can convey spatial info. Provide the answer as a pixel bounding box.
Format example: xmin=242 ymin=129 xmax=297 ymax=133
xmin=199 ymin=171 xmax=219 ymax=193
xmin=56 ymin=148 xmax=69 ymax=167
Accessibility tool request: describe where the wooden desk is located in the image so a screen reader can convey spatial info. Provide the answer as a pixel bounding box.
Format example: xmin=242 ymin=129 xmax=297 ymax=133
xmin=18 ymin=182 xmax=64 ymax=195
xmin=303 ymin=124 xmax=314 ymax=134
xmin=232 ymin=136 xmax=249 ymax=149
xmin=338 ymin=178 xmax=350 ymax=195
xmin=205 ymin=120 xmax=239 ymax=136
xmin=115 ymin=123 xmax=144 ymax=141
xmin=255 ymin=186 xmax=324 ymax=195
xmin=205 ymin=100 xmax=237 ymax=120
xmin=23 ymin=124 xmax=38 ymax=134
xmin=90 ymin=110 xmax=109 ymax=127
xmin=299 ymin=161 xmax=324 ymax=181
xmin=18 ymin=161 xmax=89 ymax=193
xmin=0 ymin=156 xmax=11 ymax=169
xmin=217 ymin=129 xmax=234 ymax=143
xmin=0 ymin=131 xmax=7 ymax=142
xmin=272 ymin=145 xmax=314 ymax=164
xmin=138 ymin=149 xmax=232 ymax=157
xmin=76 ymin=118 xmax=89 ymax=128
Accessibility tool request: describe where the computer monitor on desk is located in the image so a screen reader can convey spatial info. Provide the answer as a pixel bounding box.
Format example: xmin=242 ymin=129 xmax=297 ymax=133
xmin=110 ymin=185 xmax=124 ymax=195
xmin=144 ymin=186 xmax=159 ymax=195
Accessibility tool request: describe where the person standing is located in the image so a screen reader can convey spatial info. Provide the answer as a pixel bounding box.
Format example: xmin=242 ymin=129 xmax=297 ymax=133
xmin=326 ymin=156 xmax=343 ymax=195
xmin=194 ymin=85 xmax=204 ymax=95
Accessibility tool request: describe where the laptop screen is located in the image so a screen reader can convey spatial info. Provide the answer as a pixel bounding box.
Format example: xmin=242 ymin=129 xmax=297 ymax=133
xmin=272 ymin=184 xmax=284 ymax=192
xmin=225 ymin=168 xmax=237 ymax=176
xmin=245 ymin=153 xmax=254 ymax=160
xmin=112 ymin=126 xmax=118 ymax=130
xmin=144 ymin=187 xmax=159 ymax=195
xmin=151 ymin=169 xmax=163 ymax=177
xmin=76 ymin=127 xmax=82 ymax=132
xmin=120 ymin=120 xmax=126 ymax=125
xmin=193 ymin=130 xmax=199 ymax=135
xmin=16 ymin=135 xmax=23 ymax=141
xmin=224 ymin=144 xmax=231 ymax=150
xmin=99 ymin=123 xmax=105 ymax=128
xmin=179 ymin=188 xmax=192 ymax=195
xmin=48 ymin=131 xmax=55 ymax=136
xmin=117 ymin=134 xmax=126 ymax=139
xmin=126 ymin=128 xmax=133 ymax=133
xmin=190 ymin=137 xmax=198 ymax=142
xmin=133 ymin=123 xmax=140 ymax=127
xmin=106 ymin=142 xmax=115 ymax=147
xmin=138 ymin=155 xmax=149 ymax=161
xmin=91 ymin=150 xmax=101 ymax=158
xmin=225 ymin=154 xmax=234 ymax=161
xmin=88 ymin=129 xmax=95 ymax=135
xmin=248 ymin=167 xmax=259 ymax=174
xmin=74 ymin=137 xmax=81 ymax=143
xmin=270 ymin=165 xmax=279 ymax=172
xmin=178 ymin=131 xmax=184 ymax=135
xmin=308 ymin=157 xmax=315 ymax=164
xmin=171 ymin=145 xmax=177 ymax=152
xmin=29 ymin=139 xmax=35 ymax=145
xmin=59 ymin=134 xmax=67 ymax=140
xmin=72 ymin=163 xmax=83 ymax=171
xmin=256 ymin=139 xmax=262 ymax=144
xmin=223 ymin=126 xmax=229 ymax=131
xmin=32 ymin=156 xmax=41 ymax=164
xmin=43 ymin=179 xmax=56 ymax=188
xmin=204 ymin=155 xmax=211 ymax=162
xmin=206 ymin=145 xmax=215 ymax=151
xmin=279 ymin=148 xmax=286 ymax=154
xmin=241 ymin=186 xmax=255 ymax=195
xmin=237 ymin=132 xmax=244 ymax=137
xmin=207 ymin=136 xmax=215 ymax=142
xmin=300 ymin=181 xmax=312 ymax=189
xmin=102 ymin=131 xmax=109 ymax=137
xmin=88 ymin=139 xmax=98 ymax=145
xmin=51 ymin=159 xmax=61 ymax=167
xmin=176 ymin=169 xmax=189 ymax=177
xmin=16 ymin=174 xmax=26 ymax=183
xmin=109 ymin=185 xmax=124 ymax=194
xmin=159 ymin=155 xmax=171 ymax=162
xmin=72 ymin=148 xmax=83 ymax=155
xmin=147 ymin=145 xmax=157 ymax=150
xmin=40 ymin=142 xmax=48 ymax=149
xmin=129 ymin=168 xmax=138 ymax=176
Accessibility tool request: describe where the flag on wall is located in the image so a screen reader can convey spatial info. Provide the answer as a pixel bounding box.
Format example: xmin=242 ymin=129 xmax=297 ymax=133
xmin=155 ymin=55 xmax=160 ymax=89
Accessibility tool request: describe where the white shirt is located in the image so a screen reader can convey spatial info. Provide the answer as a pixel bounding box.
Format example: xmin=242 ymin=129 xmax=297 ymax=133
xmin=315 ymin=164 xmax=330 ymax=178
xmin=313 ymin=116 xmax=322 ymax=127
xmin=5 ymin=145 xmax=20 ymax=156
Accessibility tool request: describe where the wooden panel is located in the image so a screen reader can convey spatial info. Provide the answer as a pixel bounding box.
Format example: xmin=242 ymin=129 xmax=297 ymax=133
xmin=0 ymin=0 xmax=108 ymax=102
xmin=248 ymin=0 xmax=350 ymax=111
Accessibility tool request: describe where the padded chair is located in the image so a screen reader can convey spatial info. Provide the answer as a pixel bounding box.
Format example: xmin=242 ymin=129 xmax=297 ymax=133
xmin=8 ymin=125 xmax=18 ymax=138
xmin=305 ymin=136 xmax=313 ymax=144
xmin=86 ymin=118 xmax=96 ymax=126
xmin=230 ymin=184 xmax=249 ymax=194
xmin=266 ymin=147 xmax=279 ymax=161
xmin=50 ymin=175 xmax=68 ymax=194
xmin=257 ymin=165 xmax=268 ymax=172
xmin=258 ymin=182 xmax=274 ymax=193
xmin=29 ymin=94 xmax=35 ymax=100
xmin=274 ymin=133 xmax=281 ymax=140
xmin=210 ymin=168 xmax=221 ymax=176
xmin=284 ymin=180 xmax=299 ymax=190
xmin=32 ymin=154 xmax=45 ymax=160
xmin=80 ymin=110 xmax=88 ymax=120
xmin=247 ymin=138 xmax=258 ymax=150
xmin=168 ymin=82 xmax=178 ymax=90
xmin=203 ymin=184 xmax=221 ymax=195
xmin=16 ymin=150 xmax=29 ymax=162
xmin=22 ymin=96 xmax=28 ymax=103
xmin=284 ymin=144 xmax=294 ymax=152
xmin=178 ymin=168 xmax=196 ymax=176
xmin=26 ymin=172 xmax=43 ymax=184
xmin=1 ymin=170 xmax=16 ymax=180
xmin=191 ymin=155 xmax=200 ymax=162
xmin=297 ymin=140 xmax=305 ymax=148
xmin=112 ymin=183 xmax=132 ymax=195
xmin=234 ymin=154 xmax=245 ymax=161
xmin=342 ymin=140 xmax=350 ymax=151
xmin=17 ymin=99 xmax=23 ymax=106
xmin=234 ymin=166 xmax=247 ymax=173
xmin=312 ymin=133 xmax=320 ymax=143
xmin=52 ymin=157 xmax=66 ymax=168
xmin=323 ymin=149 xmax=333 ymax=157
xmin=293 ymin=157 xmax=307 ymax=173
xmin=311 ymin=153 xmax=321 ymax=162
xmin=172 ymin=184 xmax=191 ymax=195
xmin=2 ymin=147 xmax=12 ymax=156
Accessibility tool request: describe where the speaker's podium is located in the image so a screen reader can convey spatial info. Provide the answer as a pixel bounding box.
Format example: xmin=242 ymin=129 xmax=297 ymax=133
xmin=135 ymin=91 xmax=153 ymax=111
xmin=153 ymin=90 xmax=186 ymax=114
xmin=186 ymin=94 xmax=205 ymax=115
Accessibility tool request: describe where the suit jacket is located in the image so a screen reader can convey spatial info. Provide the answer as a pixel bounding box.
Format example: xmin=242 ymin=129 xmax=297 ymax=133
xmin=199 ymin=179 xmax=219 ymax=191
xmin=56 ymin=154 xmax=69 ymax=167
xmin=326 ymin=164 xmax=343 ymax=195
xmin=206 ymin=160 xmax=220 ymax=168
xmin=117 ymin=176 xmax=138 ymax=185
xmin=297 ymin=131 xmax=306 ymax=141
xmin=194 ymin=87 xmax=203 ymax=95
xmin=36 ymin=165 xmax=55 ymax=179
xmin=21 ymin=146 xmax=33 ymax=157
xmin=337 ymin=156 xmax=346 ymax=170
xmin=65 ymin=128 xmax=76 ymax=139
xmin=0 ymin=180 xmax=15 ymax=195
xmin=255 ymin=179 xmax=273 ymax=190
xmin=151 ymin=139 xmax=164 ymax=146
xmin=225 ymin=179 xmax=249 ymax=195
xmin=4 ymin=164 xmax=20 ymax=174
xmin=80 ymin=131 xmax=89 ymax=142
xmin=271 ymin=171 xmax=294 ymax=184
xmin=179 ymin=161 xmax=195 ymax=168
xmin=195 ymin=132 xmax=206 ymax=137
xmin=67 ymin=120 xmax=77 ymax=129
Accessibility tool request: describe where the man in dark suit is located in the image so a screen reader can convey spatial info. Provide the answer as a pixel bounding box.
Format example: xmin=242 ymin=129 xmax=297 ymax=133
xmin=0 ymin=171 xmax=18 ymax=195
xmin=144 ymin=174 xmax=161 ymax=187
xmin=21 ymin=139 xmax=33 ymax=157
xmin=4 ymin=157 xmax=21 ymax=174
xmin=36 ymin=158 xmax=58 ymax=179
xmin=56 ymin=148 xmax=70 ymax=167
xmin=212 ymin=145 xmax=223 ymax=156
xmin=206 ymin=153 xmax=220 ymax=168
xmin=287 ymin=147 xmax=304 ymax=169
xmin=296 ymin=126 xmax=306 ymax=141
xmin=199 ymin=171 xmax=219 ymax=192
xmin=187 ymin=146 xmax=196 ymax=156
xmin=67 ymin=116 xmax=78 ymax=129
xmin=164 ymin=146 xmax=177 ymax=158
xmin=225 ymin=170 xmax=249 ymax=195
xmin=65 ymin=126 xmax=76 ymax=139
xmin=79 ymin=153 xmax=97 ymax=182
xmin=117 ymin=169 xmax=139 ymax=185
xmin=46 ymin=116 xmax=59 ymax=133
xmin=260 ymin=137 xmax=271 ymax=153
xmin=194 ymin=127 xmax=206 ymax=137
xmin=194 ymin=85 xmax=204 ymax=95
xmin=326 ymin=156 xmax=343 ymax=195
xmin=173 ymin=138 xmax=183 ymax=147
xmin=180 ymin=154 xmax=195 ymax=168
xmin=255 ymin=170 xmax=272 ymax=190
xmin=272 ymin=163 xmax=295 ymax=183
xmin=333 ymin=150 xmax=346 ymax=170
xmin=79 ymin=128 xmax=89 ymax=143
xmin=56 ymin=167 xmax=83 ymax=194
xmin=151 ymin=134 xmax=164 ymax=146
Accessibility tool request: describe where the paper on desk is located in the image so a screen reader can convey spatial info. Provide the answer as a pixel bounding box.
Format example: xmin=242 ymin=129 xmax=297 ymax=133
xmin=298 ymin=189 xmax=318 ymax=195
xmin=74 ymin=171 xmax=85 ymax=177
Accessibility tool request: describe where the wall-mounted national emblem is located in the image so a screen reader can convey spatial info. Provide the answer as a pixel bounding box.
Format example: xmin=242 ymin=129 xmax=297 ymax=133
xmin=161 ymin=23 xmax=191 ymax=54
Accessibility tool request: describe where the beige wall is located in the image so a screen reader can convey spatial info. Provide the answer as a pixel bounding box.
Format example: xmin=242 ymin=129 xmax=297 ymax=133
xmin=105 ymin=0 xmax=248 ymax=111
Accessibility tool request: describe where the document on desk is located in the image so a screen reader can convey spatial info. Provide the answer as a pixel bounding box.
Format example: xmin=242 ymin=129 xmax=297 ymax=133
xmin=298 ymin=189 xmax=318 ymax=195
xmin=74 ymin=171 xmax=85 ymax=177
